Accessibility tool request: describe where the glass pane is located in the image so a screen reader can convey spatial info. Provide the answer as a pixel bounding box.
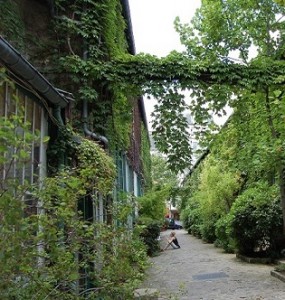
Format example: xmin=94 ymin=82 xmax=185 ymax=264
xmin=34 ymin=103 xmax=41 ymax=131
xmin=26 ymin=99 xmax=33 ymax=130
xmin=7 ymin=85 xmax=16 ymax=116
xmin=17 ymin=90 xmax=25 ymax=112
xmin=24 ymin=150 xmax=33 ymax=184
xmin=33 ymin=146 xmax=40 ymax=183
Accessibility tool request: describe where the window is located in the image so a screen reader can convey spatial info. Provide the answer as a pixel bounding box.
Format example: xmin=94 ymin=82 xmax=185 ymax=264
xmin=0 ymin=80 xmax=48 ymax=186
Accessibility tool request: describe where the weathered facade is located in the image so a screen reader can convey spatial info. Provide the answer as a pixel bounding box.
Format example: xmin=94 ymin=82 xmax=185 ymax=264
xmin=0 ymin=0 xmax=150 ymax=219
xmin=0 ymin=0 xmax=150 ymax=296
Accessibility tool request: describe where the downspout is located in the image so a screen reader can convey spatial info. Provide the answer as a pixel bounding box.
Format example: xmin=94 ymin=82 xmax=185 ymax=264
xmin=82 ymin=48 xmax=108 ymax=147
xmin=82 ymin=99 xmax=108 ymax=147
xmin=52 ymin=106 xmax=66 ymax=170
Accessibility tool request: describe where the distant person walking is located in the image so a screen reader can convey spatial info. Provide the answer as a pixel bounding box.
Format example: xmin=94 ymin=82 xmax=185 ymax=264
xmin=163 ymin=231 xmax=181 ymax=250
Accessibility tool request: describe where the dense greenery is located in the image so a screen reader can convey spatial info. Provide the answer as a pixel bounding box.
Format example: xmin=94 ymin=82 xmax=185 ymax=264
xmin=3 ymin=0 xmax=285 ymax=179
xmin=3 ymin=0 xmax=285 ymax=295
xmin=91 ymin=1 xmax=285 ymax=180
xmin=181 ymin=97 xmax=285 ymax=255
xmin=119 ymin=0 xmax=285 ymax=241
xmin=229 ymin=183 xmax=282 ymax=256
xmin=0 ymin=0 xmax=24 ymax=49
xmin=54 ymin=0 xmax=135 ymax=153
xmin=0 ymin=73 xmax=148 ymax=298
xmin=138 ymin=219 xmax=161 ymax=256
xmin=180 ymin=0 xmax=285 ymax=248
xmin=0 ymin=124 xmax=148 ymax=299
xmin=137 ymin=154 xmax=179 ymax=255
xmin=140 ymin=124 xmax=152 ymax=190
xmin=138 ymin=154 xmax=178 ymax=221
xmin=0 ymin=2 xmax=152 ymax=298
xmin=181 ymin=157 xmax=242 ymax=243
xmin=181 ymin=154 xmax=283 ymax=256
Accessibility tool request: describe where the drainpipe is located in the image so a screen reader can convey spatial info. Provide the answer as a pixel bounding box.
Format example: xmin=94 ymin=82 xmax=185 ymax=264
xmin=82 ymin=99 xmax=108 ymax=147
xmin=82 ymin=46 xmax=108 ymax=147
xmin=52 ymin=106 xmax=65 ymax=170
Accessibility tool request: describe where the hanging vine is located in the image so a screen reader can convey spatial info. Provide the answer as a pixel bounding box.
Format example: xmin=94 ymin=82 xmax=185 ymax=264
xmin=3 ymin=0 xmax=285 ymax=174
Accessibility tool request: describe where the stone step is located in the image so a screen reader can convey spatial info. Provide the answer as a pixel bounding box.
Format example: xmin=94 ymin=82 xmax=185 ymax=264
xmin=134 ymin=288 xmax=159 ymax=300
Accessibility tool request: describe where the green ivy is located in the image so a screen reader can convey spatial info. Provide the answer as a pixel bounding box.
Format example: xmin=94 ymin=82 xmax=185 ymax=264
xmin=76 ymin=137 xmax=116 ymax=195
xmin=105 ymin=87 xmax=133 ymax=152
xmin=6 ymin=0 xmax=285 ymax=175
xmin=140 ymin=124 xmax=152 ymax=190
xmin=0 ymin=90 xmax=146 ymax=298
xmin=0 ymin=0 xmax=25 ymax=49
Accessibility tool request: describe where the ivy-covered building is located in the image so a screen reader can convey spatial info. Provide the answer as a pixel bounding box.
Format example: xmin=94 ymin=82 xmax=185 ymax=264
xmin=0 ymin=1 xmax=151 ymax=296
xmin=0 ymin=0 xmax=150 ymax=220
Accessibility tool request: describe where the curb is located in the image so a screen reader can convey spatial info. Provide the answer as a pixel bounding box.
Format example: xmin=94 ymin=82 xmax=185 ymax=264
xmin=271 ymin=270 xmax=285 ymax=283
xmin=236 ymin=253 xmax=273 ymax=264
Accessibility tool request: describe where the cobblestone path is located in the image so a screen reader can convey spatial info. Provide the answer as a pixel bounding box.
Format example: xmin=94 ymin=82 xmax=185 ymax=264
xmin=140 ymin=229 xmax=285 ymax=300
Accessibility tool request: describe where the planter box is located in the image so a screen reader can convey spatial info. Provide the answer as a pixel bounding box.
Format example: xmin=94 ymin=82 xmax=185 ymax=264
xmin=271 ymin=270 xmax=285 ymax=283
xmin=236 ymin=253 xmax=273 ymax=264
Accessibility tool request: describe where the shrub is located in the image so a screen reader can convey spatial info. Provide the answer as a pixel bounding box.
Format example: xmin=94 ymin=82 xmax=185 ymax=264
xmin=137 ymin=217 xmax=161 ymax=256
xmin=200 ymin=215 xmax=218 ymax=243
xmin=188 ymin=208 xmax=203 ymax=238
xmin=181 ymin=158 xmax=241 ymax=243
xmin=215 ymin=215 xmax=235 ymax=253
xmin=229 ymin=182 xmax=283 ymax=257
xmin=181 ymin=201 xmax=203 ymax=237
xmin=180 ymin=206 xmax=192 ymax=233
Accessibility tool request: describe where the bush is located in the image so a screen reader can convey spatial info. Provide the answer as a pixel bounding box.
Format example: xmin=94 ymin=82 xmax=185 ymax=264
xmin=215 ymin=215 xmax=235 ymax=253
xmin=181 ymin=206 xmax=192 ymax=233
xmin=181 ymin=202 xmax=203 ymax=237
xmin=200 ymin=216 xmax=217 ymax=243
xmin=137 ymin=217 xmax=161 ymax=256
xmin=188 ymin=208 xmax=203 ymax=238
xmin=229 ymin=183 xmax=283 ymax=257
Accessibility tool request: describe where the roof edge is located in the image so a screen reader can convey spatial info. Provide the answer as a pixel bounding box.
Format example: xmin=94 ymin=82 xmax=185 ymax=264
xmin=0 ymin=36 xmax=68 ymax=108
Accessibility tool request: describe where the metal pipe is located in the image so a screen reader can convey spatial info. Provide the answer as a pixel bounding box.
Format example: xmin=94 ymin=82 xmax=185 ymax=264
xmin=82 ymin=99 xmax=108 ymax=147
xmin=82 ymin=43 xmax=108 ymax=147
xmin=52 ymin=106 xmax=65 ymax=169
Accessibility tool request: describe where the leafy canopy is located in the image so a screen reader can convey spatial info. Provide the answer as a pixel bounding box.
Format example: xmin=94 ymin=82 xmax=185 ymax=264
xmin=87 ymin=0 xmax=285 ymax=173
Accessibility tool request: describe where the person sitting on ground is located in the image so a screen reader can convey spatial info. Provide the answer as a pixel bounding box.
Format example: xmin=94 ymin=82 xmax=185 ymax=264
xmin=163 ymin=231 xmax=181 ymax=250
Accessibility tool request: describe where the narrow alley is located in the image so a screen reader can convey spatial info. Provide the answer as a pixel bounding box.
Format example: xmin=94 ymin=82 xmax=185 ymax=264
xmin=139 ymin=229 xmax=285 ymax=300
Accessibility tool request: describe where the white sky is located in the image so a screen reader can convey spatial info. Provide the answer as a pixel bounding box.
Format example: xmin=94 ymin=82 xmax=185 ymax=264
xmin=128 ymin=1 xmax=201 ymax=127
xmin=128 ymin=0 xmax=201 ymax=57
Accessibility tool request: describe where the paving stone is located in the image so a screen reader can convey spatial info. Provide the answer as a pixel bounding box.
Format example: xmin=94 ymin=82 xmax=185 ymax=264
xmin=140 ymin=229 xmax=285 ymax=300
xmin=134 ymin=288 xmax=159 ymax=299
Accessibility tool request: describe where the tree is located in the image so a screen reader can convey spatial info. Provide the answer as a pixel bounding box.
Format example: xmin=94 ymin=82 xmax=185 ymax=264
xmin=100 ymin=0 xmax=285 ymax=233
xmin=151 ymin=153 xmax=178 ymax=188
xmin=138 ymin=154 xmax=178 ymax=221
xmin=175 ymin=0 xmax=285 ymax=233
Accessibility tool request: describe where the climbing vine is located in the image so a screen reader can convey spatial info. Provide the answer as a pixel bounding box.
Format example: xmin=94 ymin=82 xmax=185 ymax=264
xmin=0 ymin=0 xmax=25 ymax=49
xmin=76 ymin=138 xmax=116 ymax=194
xmin=50 ymin=0 xmax=144 ymax=180
xmin=140 ymin=123 xmax=152 ymax=190
xmin=6 ymin=0 xmax=285 ymax=184
xmin=4 ymin=0 xmax=285 ymax=175
xmin=0 ymin=75 xmax=145 ymax=298
xmin=51 ymin=0 xmax=285 ymax=174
